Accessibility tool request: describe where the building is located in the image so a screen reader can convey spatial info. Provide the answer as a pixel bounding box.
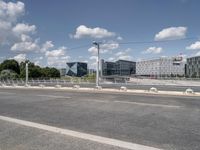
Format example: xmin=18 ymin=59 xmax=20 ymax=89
xmin=136 ymin=57 xmax=185 ymax=77
xmin=101 ymin=59 xmax=136 ymax=76
xmin=186 ymin=56 xmax=200 ymax=78
xmin=66 ymin=62 xmax=87 ymax=77
xmin=60 ymin=68 xmax=66 ymax=77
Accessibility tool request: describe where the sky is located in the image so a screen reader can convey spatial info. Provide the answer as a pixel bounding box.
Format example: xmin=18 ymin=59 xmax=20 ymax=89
xmin=0 ymin=0 xmax=200 ymax=68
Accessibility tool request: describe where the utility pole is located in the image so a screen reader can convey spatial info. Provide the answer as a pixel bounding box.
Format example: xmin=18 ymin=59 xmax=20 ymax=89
xmin=93 ymin=41 xmax=101 ymax=87
xmin=25 ymin=62 xmax=28 ymax=86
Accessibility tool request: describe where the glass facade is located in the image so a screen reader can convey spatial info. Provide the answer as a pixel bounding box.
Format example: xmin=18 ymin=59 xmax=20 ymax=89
xmin=102 ymin=59 xmax=136 ymax=76
xmin=66 ymin=62 xmax=87 ymax=77
xmin=186 ymin=56 xmax=200 ymax=78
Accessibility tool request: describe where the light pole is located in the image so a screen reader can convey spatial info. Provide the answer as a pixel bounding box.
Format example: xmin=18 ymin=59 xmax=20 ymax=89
xmin=25 ymin=62 xmax=28 ymax=86
xmin=93 ymin=41 xmax=101 ymax=87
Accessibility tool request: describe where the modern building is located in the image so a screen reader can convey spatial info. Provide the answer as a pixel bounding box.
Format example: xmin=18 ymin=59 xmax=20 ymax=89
xmin=66 ymin=62 xmax=87 ymax=77
xmin=186 ymin=56 xmax=200 ymax=78
xmin=101 ymin=59 xmax=136 ymax=76
xmin=60 ymin=68 xmax=66 ymax=77
xmin=136 ymin=57 xmax=185 ymax=77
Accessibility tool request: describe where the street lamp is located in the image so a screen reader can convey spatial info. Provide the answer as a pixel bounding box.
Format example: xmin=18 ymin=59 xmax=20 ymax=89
xmin=93 ymin=41 xmax=101 ymax=87
xmin=25 ymin=61 xmax=29 ymax=86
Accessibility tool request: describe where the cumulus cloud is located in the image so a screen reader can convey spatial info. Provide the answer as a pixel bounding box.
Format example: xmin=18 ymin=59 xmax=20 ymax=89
xmin=11 ymin=41 xmax=39 ymax=52
xmin=72 ymin=25 xmax=116 ymax=39
xmin=114 ymin=48 xmax=133 ymax=61
xmin=41 ymin=41 xmax=54 ymax=52
xmin=186 ymin=41 xmax=200 ymax=50
xmin=154 ymin=27 xmax=187 ymax=41
xmin=143 ymin=47 xmax=163 ymax=54
xmin=88 ymin=41 xmax=119 ymax=55
xmin=13 ymin=53 xmax=26 ymax=63
xmin=0 ymin=1 xmax=25 ymax=22
xmin=45 ymin=46 xmax=66 ymax=57
xmin=47 ymin=55 xmax=70 ymax=68
xmin=12 ymin=23 xmax=36 ymax=35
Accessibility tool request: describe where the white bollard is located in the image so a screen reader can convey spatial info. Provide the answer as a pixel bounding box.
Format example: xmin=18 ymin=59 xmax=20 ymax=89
xmin=149 ymin=87 xmax=158 ymax=93
xmin=185 ymin=88 xmax=194 ymax=94
xmin=120 ymin=86 xmax=127 ymax=91
xmin=73 ymin=85 xmax=80 ymax=89
xmin=95 ymin=86 xmax=102 ymax=90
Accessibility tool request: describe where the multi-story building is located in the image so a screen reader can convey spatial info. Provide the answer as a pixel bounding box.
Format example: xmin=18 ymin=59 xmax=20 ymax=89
xmin=136 ymin=57 xmax=185 ymax=77
xmin=101 ymin=59 xmax=136 ymax=76
xmin=66 ymin=62 xmax=87 ymax=77
xmin=186 ymin=56 xmax=200 ymax=78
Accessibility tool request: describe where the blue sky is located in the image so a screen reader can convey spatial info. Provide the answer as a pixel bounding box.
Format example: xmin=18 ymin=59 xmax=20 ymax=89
xmin=0 ymin=0 xmax=200 ymax=68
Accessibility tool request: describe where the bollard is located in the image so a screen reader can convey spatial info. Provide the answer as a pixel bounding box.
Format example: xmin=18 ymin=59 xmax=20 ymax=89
xmin=73 ymin=85 xmax=80 ymax=89
xmin=55 ymin=85 xmax=61 ymax=88
xmin=95 ymin=86 xmax=102 ymax=90
xmin=185 ymin=88 xmax=194 ymax=94
xmin=120 ymin=86 xmax=127 ymax=91
xmin=149 ymin=87 xmax=158 ymax=93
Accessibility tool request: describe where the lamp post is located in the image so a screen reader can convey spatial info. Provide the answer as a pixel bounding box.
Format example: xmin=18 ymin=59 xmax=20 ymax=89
xmin=25 ymin=62 xmax=28 ymax=86
xmin=93 ymin=41 xmax=101 ymax=87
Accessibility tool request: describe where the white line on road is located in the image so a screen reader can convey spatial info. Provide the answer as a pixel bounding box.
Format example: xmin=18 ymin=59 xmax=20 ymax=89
xmin=36 ymin=95 xmax=71 ymax=99
xmin=0 ymin=92 xmax=16 ymax=95
xmin=0 ymin=115 xmax=163 ymax=150
xmin=114 ymin=101 xmax=182 ymax=108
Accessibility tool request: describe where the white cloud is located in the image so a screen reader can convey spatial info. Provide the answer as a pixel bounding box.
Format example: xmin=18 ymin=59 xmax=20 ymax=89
xmin=12 ymin=23 xmax=36 ymax=35
xmin=108 ymin=57 xmax=115 ymax=61
xmin=88 ymin=41 xmax=119 ymax=55
xmin=143 ymin=47 xmax=163 ymax=54
xmin=89 ymin=56 xmax=97 ymax=61
xmin=0 ymin=1 xmax=25 ymax=22
xmin=13 ymin=53 xmax=26 ymax=63
xmin=154 ymin=27 xmax=187 ymax=41
xmin=117 ymin=36 xmax=123 ymax=40
xmin=45 ymin=46 xmax=66 ymax=57
xmin=41 ymin=41 xmax=54 ymax=52
xmin=114 ymin=48 xmax=133 ymax=61
xmin=11 ymin=40 xmax=40 ymax=52
xmin=47 ymin=55 xmax=70 ymax=68
xmin=73 ymin=25 xmax=116 ymax=39
xmin=186 ymin=41 xmax=200 ymax=50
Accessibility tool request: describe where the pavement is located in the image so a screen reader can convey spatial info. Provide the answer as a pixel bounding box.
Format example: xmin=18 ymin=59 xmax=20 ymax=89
xmin=0 ymin=88 xmax=200 ymax=150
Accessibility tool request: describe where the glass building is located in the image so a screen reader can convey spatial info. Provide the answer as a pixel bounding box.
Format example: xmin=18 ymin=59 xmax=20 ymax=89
xmin=102 ymin=59 xmax=136 ymax=76
xmin=66 ymin=62 xmax=87 ymax=77
xmin=186 ymin=56 xmax=200 ymax=78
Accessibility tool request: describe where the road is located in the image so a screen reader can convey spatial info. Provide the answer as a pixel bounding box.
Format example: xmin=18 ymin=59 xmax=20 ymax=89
xmin=0 ymin=88 xmax=200 ymax=150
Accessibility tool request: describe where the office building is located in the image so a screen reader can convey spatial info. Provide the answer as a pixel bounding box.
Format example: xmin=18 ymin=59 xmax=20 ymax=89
xmin=186 ymin=56 xmax=200 ymax=78
xmin=101 ymin=59 xmax=136 ymax=76
xmin=66 ymin=62 xmax=87 ymax=77
xmin=136 ymin=57 xmax=185 ymax=77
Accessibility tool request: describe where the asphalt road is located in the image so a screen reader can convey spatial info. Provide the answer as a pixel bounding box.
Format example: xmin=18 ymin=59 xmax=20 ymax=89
xmin=0 ymin=88 xmax=200 ymax=150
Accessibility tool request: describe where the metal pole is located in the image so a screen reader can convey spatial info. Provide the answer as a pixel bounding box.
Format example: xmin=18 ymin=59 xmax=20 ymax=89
xmin=26 ymin=63 xmax=28 ymax=86
xmin=93 ymin=41 xmax=100 ymax=87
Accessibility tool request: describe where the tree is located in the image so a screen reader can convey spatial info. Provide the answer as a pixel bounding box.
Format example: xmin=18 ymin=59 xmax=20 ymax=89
xmin=0 ymin=59 xmax=20 ymax=74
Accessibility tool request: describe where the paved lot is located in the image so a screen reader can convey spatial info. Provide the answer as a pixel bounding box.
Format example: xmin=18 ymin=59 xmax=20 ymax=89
xmin=0 ymin=88 xmax=200 ymax=150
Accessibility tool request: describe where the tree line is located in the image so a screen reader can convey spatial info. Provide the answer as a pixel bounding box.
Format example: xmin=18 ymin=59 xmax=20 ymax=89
xmin=0 ymin=59 xmax=60 ymax=79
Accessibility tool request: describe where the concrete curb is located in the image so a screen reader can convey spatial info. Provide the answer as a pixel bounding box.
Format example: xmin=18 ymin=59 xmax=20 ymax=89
xmin=0 ymin=85 xmax=200 ymax=97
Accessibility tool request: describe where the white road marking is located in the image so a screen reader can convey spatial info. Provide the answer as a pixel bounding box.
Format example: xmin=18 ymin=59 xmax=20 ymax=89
xmin=114 ymin=101 xmax=182 ymax=108
xmin=0 ymin=92 xmax=15 ymax=95
xmin=0 ymin=115 xmax=163 ymax=150
xmin=36 ymin=95 xmax=71 ymax=99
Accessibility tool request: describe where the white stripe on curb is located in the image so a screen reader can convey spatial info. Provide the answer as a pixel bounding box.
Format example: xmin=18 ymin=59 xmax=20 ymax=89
xmin=0 ymin=115 xmax=163 ymax=150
